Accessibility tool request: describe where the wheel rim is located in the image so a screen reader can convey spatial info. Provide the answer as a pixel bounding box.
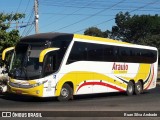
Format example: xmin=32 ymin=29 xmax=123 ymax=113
xmin=128 ymin=84 xmax=133 ymax=93
xmin=137 ymin=83 xmax=141 ymax=93
xmin=61 ymin=88 xmax=69 ymax=98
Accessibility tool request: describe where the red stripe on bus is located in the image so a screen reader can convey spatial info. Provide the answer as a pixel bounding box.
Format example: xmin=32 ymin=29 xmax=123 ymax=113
xmin=76 ymin=81 xmax=125 ymax=93
xmin=145 ymin=65 xmax=154 ymax=90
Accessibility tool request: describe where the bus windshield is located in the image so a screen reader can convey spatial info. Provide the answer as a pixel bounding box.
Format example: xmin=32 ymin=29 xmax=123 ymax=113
xmin=9 ymin=44 xmax=43 ymax=80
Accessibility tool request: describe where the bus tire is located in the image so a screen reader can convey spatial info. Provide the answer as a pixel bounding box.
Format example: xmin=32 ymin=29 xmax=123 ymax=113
xmin=135 ymin=81 xmax=143 ymax=95
xmin=57 ymin=83 xmax=73 ymax=101
xmin=126 ymin=81 xmax=134 ymax=96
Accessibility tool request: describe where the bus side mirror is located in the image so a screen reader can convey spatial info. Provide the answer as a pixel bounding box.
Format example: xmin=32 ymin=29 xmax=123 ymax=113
xmin=2 ymin=47 xmax=14 ymax=61
xmin=2 ymin=47 xmax=14 ymax=71
xmin=39 ymin=48 xmax=60 ymax=63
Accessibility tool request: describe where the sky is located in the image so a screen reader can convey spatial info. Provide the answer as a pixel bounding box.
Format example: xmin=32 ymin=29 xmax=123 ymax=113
xmin=0 ymin=0 xmax=160 ymax=37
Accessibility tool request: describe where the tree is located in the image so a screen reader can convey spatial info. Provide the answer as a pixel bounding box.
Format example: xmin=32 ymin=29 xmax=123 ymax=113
xmin=84 ymin=12 xmax=160 ymax=60
xmin=139 ymin=34 xmax=160 ymax=53
xmin=0 ymin=13 xmax=25 ymax=64
xmin=111 ymin=12 xmax=160 ymax=61
xmin=0 ymin=13 xmax=25 ymax=51
xmin=84 ymin=27 xmax=103 ymax=37
xmin=84 ymin=27 xmax=109 ymax=38
xmin=84 ymin=12 xmax=160 ymax=43
xmin=111 ymin=12 xmax=160 ymax=43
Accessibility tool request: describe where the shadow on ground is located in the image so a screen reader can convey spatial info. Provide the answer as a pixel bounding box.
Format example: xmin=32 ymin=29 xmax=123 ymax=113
xmin=0 ymin=89 xmax=151 ymax=103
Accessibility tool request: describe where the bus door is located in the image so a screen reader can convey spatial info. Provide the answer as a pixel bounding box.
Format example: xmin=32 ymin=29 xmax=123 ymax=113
xmin=39 ymin=48 xmax=59 ymax=97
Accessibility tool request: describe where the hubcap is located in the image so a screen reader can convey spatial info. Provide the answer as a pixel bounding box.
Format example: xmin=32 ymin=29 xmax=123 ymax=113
xmin=137 ymin=84 xmax=141 ymax=92
xmin=61 ymin=88 xmax=69 ymax=98
xmin=128 ymin=85 xmax=133 ymax=93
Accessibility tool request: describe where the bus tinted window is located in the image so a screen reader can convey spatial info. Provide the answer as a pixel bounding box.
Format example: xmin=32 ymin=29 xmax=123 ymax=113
xmin=67 ymin=42 xmax=88 ymax=64
xmin=87 ymin=43 xmax=103 ymax=61
xmin=67 ymin=41 xmax=157 ymax=64
xmin=103 ymin=46 xmax=116 ymax=62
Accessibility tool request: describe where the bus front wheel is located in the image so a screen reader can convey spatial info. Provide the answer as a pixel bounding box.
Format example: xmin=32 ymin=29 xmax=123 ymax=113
xmin=57 ymin=83 xmax=73 ymax=101
xmin=126 ymin=81 xmax=134 ymax=96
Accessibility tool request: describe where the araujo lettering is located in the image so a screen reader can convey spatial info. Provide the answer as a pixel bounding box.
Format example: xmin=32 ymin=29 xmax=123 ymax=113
xmin=112 ymin=62 xmax=128 ymax=71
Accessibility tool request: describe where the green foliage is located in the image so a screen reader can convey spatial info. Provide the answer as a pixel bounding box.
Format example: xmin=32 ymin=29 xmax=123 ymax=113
xmin=84 ymin=27 xmax=109 ymax=38
xmin=112 ymin=12 xmax=160 ymax=43
xmin=139 ymin=34 xmax=160 ymax=52
xmin=0 ymin=13 xmax=25 ymax=65
xmin=0 ymin=13 xmax=25 ymax=51
xmin=84 ymin=12 xmax=160 ymax=44
xmin=84 ymin=27 xmax=103 ymax=37
xmin=84 ymin=12 xmax=160 ymax=61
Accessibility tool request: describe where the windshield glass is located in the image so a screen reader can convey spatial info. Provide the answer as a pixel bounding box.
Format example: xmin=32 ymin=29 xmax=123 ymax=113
xmin=9 ymin=44 xmax=43 ymax=80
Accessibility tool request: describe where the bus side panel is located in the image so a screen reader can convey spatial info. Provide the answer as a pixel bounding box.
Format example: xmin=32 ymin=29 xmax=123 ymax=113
xmin=56 ymin=61 xmax=157 ymax=96
xmin=57 ymin=61 xmax=128 ymax=96
xmin=42 ymin=74 xmax=57 ymax=97
xmin=143 ymin=62 xmax=158 ymax=90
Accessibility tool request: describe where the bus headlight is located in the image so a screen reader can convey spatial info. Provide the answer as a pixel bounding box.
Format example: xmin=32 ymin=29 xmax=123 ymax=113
xmin=32 ymin=80 xmax=48 ymax=87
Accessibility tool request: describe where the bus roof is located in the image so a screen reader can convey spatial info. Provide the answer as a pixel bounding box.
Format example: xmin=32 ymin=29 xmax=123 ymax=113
xmin=20 ymin=32 xmax=73 ymax=43
xmin=19 ymin=33 xmax=157 ymax=51
xmin=74 ymin=34 xmax=157 ymax=51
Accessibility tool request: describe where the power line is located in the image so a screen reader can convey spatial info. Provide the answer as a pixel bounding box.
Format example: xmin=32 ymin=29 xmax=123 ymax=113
xmin=41 ymin=2 xmax=122 ymax=10
xmin=3 ymin=21 xmax=31 ymax=24
xmin=40 ymin=1 xmax=159 ymax=10
xmin=21 ymin=8 xmax=34 ymax=36
xmin=24 ymin=0 xmax=31 ymax=14
xmin=16 ymin=0 xmax=23 ymax=13
xmin=52 ymin=0 xmax=126 ymax=32
xmin=74 ymin=0 xmax=159 ymax=33
xmin=129 ymin=0 xmax=159 ymax=13
xmin=40 ymin=0 xmax=96 ymax=30
xmin=25 ymin=22 xmax=34 ymax=36
xmin=40 ymin=13 xmax=115 ymax=17
xmin=20 ymin=0 xmax=31 ymax=29
xmin=40 ymin=7 xmax=160 ymax=16
xmin=39 ymin=0 xmax=72 ymax=27
xmin=9 ymin=22 xmax=33 ymax=29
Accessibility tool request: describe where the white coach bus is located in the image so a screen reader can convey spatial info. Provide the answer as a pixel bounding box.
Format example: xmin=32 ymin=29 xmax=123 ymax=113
xmin=2 ymin=33 xmax=158 ymax=101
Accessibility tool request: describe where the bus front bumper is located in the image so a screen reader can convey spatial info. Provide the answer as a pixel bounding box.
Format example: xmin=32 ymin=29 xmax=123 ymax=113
xmin=8 ymin=84 xmax=44 ymax=97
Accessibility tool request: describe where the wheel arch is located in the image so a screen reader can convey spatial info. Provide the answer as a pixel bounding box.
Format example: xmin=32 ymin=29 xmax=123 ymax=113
xmin=138 ymin=79 xmax=144 ymax=90
xmin=129 ymin=79 xmax=135 ymax=85
xmin=55 ymin=80 xmax=74 ymax=96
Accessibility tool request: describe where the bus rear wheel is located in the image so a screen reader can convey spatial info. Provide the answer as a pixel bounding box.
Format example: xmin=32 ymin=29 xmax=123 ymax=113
xmin=57 ymin=83 xmax=73 ymax=101
xmin=126 ymin=81 xmax=134 ymax=96
xmin=135 ymin=81 xmax=143 ymax=95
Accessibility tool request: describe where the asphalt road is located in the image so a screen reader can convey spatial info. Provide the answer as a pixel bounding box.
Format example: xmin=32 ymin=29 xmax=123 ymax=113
xmin=0 ymin=84 xmax=160 ymax=119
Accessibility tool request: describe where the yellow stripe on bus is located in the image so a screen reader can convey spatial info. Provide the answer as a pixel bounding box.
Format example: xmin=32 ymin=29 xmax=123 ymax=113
xmin=2 ymin=47 xmax=14 ymax=60
xmin=74 ymin=34 xmax=132 ymax=45
xmin=39 ymin=47 xmax=59 ymax=62
xmin=55 ymin=71 xmax=127 ymax=96
xmin=120 ymin=64 xmax=151 ymax=83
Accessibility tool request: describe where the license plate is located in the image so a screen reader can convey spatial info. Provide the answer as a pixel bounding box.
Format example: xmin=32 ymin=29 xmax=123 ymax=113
xmin=16 ymin=90 xmax=22 ymax=94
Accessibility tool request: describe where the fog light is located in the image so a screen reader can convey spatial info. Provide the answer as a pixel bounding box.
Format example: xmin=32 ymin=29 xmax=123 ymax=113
xmin=36 ymin=90 xmax=40 ymax=94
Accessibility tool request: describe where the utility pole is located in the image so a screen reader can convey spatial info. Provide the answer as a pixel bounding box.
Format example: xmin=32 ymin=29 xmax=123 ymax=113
xmin=16 ymin=21 xmax=19 ymax=30
xmin=34 ymin=0 xmax=39 ymax=34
